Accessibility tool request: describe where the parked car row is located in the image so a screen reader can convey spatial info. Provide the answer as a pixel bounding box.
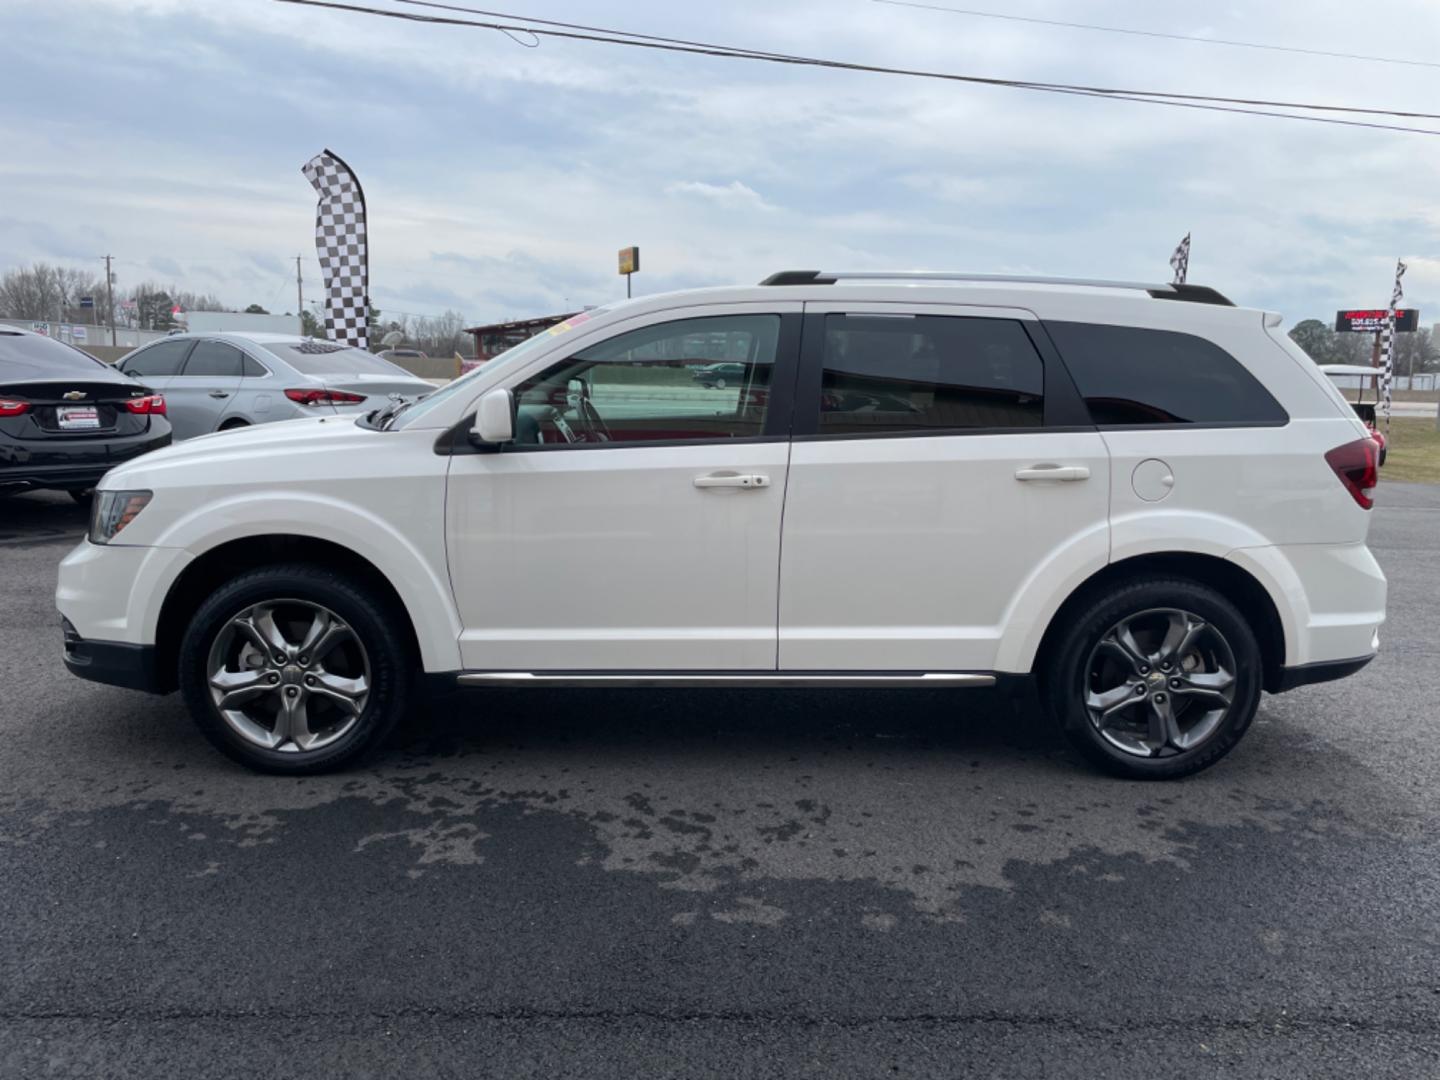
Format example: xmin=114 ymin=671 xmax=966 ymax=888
xmin=2 ymin=328 xmax=435 ymax=499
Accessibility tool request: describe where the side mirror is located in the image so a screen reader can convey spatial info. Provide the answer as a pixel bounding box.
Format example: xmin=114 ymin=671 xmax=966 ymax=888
xmin=471 ymin=387 xmax=515 ymax=445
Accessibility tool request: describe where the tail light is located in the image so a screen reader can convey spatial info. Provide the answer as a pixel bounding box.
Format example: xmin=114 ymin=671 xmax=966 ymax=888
xmin=0 ymin=398 xmax=31 ymax=417
xmin=1325 ymin=437 xmax=1379 ymax=510
xmin=285 ymin=388 xmax=367 ymax=406
xmin=123 ymin=394 xmax=166 ymax=416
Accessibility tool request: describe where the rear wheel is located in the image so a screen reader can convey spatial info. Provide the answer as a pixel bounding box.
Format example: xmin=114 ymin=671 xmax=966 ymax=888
xmin=1044 ymin=577 xmax=1262 ymax=780
xmin=219 ymin=418 xmax=250 ymax=432
xmin=67 ymin=488 xmax=94 ymax=505
xmin=177 ymin=564 xmax=413 ymax=773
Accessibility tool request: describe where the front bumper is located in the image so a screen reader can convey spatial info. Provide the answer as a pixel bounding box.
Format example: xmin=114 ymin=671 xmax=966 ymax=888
xmin=61 ymin=618 xmax=166 ymax=693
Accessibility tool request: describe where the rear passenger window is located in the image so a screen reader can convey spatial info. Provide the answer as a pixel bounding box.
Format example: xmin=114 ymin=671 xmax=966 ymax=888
xmin=241 ymin=355 xmax=268 ymax=377
xmin=818 ymin=314 xmax=1044 ymax=434
xmin=1046 ymin=322 xmax=1287 ymax=426
xmin=180 ymin=341 xmax=245 ymax=378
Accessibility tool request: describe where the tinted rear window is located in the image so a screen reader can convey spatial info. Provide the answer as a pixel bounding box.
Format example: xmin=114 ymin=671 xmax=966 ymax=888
xmin=262 ymin=341 xmax=407 ymax=376
xmin=1046 ymin=322 xmax=1287 ymax=426
xmin=0 ymin=331 xmax=112 ymax=378
xmin=181 ymin=340 xmax=246 ymax=378
xmin=818 ymin=314 xmax=1044 ymax=434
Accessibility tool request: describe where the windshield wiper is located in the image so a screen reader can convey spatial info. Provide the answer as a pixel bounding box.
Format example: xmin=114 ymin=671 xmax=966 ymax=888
xmin=378 ymin=397 xmax=417 ymax=430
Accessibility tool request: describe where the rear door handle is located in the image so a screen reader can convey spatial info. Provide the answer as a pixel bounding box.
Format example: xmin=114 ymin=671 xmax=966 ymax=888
xmin=1015 ymin=464 xmax=1090 ymax=482
xmin=694 ymin=473 xmax=771 ymax=489
xmin=208 ymin=390 xmax=231 ymax=399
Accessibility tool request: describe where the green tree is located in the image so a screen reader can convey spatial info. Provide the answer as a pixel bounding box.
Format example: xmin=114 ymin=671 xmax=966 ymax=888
xmin=132 ymin=286 xmax=176 ymax=331
xmin=1288 ymin=319 xmax=1334 ymax=363
xmin=300 ymin=308 xmax=325 ymax=338
xmin=244 ymin=303 xmax=270 ymax=315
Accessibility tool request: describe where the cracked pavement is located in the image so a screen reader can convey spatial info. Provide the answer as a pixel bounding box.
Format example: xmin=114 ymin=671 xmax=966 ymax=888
xmin=2 ymin=485 xmax=1439 ymax=1077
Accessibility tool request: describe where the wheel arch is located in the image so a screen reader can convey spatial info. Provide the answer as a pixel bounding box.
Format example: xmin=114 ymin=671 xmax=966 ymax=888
xmin=1027 ymin=552 xmax=1288 ymax=693
xmin=153 ymin=535 xmax=432 ymax=694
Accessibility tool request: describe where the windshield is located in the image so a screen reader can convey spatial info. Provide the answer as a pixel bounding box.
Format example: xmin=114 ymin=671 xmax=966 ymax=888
xmin=260 ymin=340 xmax=412 ymax=376
xmin=390 ymin=309 xmax=612 ymax=429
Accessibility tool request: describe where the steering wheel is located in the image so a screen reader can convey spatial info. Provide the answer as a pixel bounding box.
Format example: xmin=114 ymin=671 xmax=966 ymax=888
xmin=578 ymin=397 xmax=611 ymax=442
xmin=568 ymin=379 xmax=612 ymax=442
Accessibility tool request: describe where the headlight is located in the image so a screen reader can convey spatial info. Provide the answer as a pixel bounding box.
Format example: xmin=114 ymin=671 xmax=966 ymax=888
xmin=89 ymin=490 xmax=152 ymax=544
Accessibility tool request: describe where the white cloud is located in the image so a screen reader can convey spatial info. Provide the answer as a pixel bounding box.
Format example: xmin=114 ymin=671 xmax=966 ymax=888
xmin=664 ymin=180 xmax=776 ymax=212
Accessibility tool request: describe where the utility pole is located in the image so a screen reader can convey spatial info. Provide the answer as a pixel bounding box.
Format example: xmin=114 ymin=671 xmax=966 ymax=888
xmin=104 ymin=254 xmax=115 ymax=347
xmin=295 ymin=255 xmax=303 ymax=318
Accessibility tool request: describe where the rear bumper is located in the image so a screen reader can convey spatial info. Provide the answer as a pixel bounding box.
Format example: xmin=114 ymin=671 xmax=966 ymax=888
xmin=1270 ymin=654 xmax=1374 ymax=694
xmin=0 ymin=429 xmax=171 ymax=491
xmin=1228 ymin=541 xmax=1386 ymax=669
xmin=61 ymin=619 xmax=166 ymax=694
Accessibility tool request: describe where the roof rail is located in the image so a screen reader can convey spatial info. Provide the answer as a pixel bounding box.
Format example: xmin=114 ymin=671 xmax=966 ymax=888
xmin=758 ymin=270 xmax=1233 ymax=306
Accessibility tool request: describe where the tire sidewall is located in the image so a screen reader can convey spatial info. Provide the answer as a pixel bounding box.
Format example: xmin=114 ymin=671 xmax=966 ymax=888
xmin=178 ymin=565 xmax=411 ymax=773
xmin=1047 ymin=577 xmax=1263 ymax=780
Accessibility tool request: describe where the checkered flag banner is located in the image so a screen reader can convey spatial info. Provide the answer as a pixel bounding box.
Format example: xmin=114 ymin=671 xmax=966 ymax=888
xmin=1169 ymin=233 xmax=1191 ymax=285
xmin=1378 ymin=257 xmax=1407 ymax=432
xmin=302 ymin=150 xmax=369 ymax=348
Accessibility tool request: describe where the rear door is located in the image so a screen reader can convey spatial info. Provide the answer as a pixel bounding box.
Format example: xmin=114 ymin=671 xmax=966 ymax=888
xmin=166 ymin=339 xmax=246 ymax=438
xmin=777 ymin=303 xmax=1110 ymax=672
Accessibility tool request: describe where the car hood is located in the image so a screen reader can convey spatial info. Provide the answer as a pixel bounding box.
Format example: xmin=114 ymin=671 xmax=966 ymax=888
xmin=99 ymin=415 xmax=366 ymax=488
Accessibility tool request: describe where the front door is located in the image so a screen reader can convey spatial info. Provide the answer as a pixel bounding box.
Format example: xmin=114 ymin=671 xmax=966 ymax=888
xmin=778 ymin=303 xmax=1111 ymax=672
xmin=446 ymin=304 xmax=801 ymax=671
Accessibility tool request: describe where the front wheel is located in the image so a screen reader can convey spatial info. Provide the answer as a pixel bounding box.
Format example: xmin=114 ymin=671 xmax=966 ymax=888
xmin=178 ymin=564 xmax=414 ymax=773
xmin=1044 ymin=577 xmax=1263 ymax=780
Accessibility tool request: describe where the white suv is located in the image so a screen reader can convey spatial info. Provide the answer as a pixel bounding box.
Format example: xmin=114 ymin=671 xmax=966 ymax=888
xmin=56 ymin=272 xmax=1387 ymax=779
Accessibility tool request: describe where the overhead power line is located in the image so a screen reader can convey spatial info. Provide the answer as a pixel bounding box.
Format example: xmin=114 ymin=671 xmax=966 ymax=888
xmin=873 ymin=0 xmax=1440 ymax=72
xmin=269 ymin=0 xmax=1440 ymax=136
xmin=357 ymin=0 xmax=1440 ymax=120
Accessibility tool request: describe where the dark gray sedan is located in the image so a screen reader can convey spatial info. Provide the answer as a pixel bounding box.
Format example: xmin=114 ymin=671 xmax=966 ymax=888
xmin=116 ymin=332 xmax=437 ymax=440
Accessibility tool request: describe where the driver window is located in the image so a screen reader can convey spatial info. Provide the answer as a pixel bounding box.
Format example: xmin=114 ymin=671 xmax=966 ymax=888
xmin=512 ymin=314 xmax=779 ymax=446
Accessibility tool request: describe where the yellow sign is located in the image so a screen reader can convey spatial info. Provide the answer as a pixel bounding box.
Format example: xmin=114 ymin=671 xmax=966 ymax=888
xmin=618 ymin=246 xmax=640 ymax=275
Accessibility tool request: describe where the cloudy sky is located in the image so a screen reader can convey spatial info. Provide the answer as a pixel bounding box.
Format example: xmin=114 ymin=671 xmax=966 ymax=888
xmin=3 ymin=0 xmax=1440 ymax=328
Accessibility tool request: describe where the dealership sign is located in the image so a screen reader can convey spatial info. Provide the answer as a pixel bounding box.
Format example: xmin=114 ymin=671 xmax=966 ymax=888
xmin=1336 ymin=308 xmax=1419 ymax=333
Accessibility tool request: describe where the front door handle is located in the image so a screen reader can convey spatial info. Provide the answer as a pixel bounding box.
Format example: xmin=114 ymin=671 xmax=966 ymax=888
xmin=208 ymin=390 xmax=231 ymax=399
xmin=1015 ymin=464 xmax=1090 ymax=482
xmin=693 ymin=473 xmax=771 ymax=489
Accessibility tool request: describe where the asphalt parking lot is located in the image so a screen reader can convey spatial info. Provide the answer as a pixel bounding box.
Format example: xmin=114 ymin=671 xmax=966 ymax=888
xmin=2 ymin=485 xmax=1439 ymax=1078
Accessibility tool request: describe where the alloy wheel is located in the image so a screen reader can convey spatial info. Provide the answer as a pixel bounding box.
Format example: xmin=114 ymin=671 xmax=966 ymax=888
xmin=206 ymin=599 xmax=370 ymax=753
xmin=1083 ymin=607 xmax=1237 ymax=759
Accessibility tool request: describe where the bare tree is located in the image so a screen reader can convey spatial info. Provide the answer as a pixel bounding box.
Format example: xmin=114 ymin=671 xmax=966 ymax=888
xmin=387 ymin=309 xmax=470 ymax=356
xmin=0 ymin=263 xmax=105 ymax=322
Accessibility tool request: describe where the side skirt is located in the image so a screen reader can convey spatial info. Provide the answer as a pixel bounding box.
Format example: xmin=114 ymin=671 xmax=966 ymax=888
xmin=454 ymin=671 xmax=998 ymax=689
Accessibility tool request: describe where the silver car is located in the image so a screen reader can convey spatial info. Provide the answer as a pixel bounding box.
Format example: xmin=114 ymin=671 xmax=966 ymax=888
xmin=115 ymin=333 xmax=437 ymax=440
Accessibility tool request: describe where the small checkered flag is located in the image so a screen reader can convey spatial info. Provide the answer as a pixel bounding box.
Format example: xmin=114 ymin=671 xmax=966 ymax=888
xmin=302 ymin=149 xmax=369 ymax=348
xmin=1378 ymin=257 xmax=1406 ymax=433
xmin=1169 ymin=233 xmax=1191 ymax=285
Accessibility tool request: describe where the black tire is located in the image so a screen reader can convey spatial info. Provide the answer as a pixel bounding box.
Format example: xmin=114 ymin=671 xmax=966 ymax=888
xmin=1043 ymin=576 xmax=1263 ymax=780
xmin=219 ymin=419 xmax=250 ymax=432
xmin=67 ymin=488 xmax=94 ymax=505
xmin=177 ymin=563 xmax=414 ymax=774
